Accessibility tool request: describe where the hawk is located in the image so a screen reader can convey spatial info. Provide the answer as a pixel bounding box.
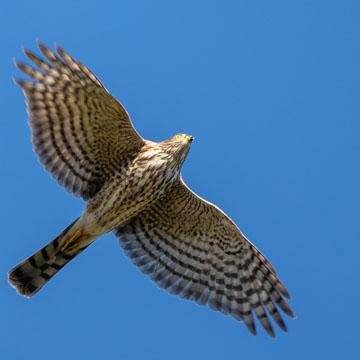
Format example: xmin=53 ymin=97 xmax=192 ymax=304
xmin=9 ymin=42 xmax=294 ymax=337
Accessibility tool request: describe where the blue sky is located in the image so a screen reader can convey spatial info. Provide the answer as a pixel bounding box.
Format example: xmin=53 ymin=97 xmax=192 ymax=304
xmin=1 ymin=0 xmax=359 ymax=359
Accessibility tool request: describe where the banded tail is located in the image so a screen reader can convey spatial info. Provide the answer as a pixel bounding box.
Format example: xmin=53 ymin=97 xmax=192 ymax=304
xmin=8 ymin=219 xmax=93 ymax=297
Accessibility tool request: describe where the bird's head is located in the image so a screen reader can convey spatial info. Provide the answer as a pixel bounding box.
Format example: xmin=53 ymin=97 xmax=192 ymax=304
xmin=141 ymin=134 xmax=194 ymax=179
xmin=158 ymin=133 xmax=194 ymax=168
xmin=172 ymin=133 xmax=194 ymax=143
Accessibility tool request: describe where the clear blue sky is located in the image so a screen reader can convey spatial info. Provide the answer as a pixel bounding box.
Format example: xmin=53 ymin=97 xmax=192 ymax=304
xmin=1 ymin=1 xmax=359 ymax=359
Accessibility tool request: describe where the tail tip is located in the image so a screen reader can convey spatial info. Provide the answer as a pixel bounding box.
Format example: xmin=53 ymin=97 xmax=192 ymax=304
xmin=8 ymin=267 xmax=36 ymax=298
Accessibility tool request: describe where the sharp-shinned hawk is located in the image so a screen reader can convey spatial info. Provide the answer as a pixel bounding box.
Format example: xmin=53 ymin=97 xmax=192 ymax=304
xmin=9 ymin=42 xmax=294 ymax=337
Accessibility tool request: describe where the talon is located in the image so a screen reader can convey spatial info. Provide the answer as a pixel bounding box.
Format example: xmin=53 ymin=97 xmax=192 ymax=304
xmin=61 ymin=229 xmax=89 ymax=252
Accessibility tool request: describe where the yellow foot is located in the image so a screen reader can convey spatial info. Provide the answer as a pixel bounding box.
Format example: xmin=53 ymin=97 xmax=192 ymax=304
xmin=61 ymin=229 xmax=90 ymax=252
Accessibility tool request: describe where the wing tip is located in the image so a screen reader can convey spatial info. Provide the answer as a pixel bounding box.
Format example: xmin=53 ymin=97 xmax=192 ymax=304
xmin=36 ymin=39 xmax=46 ymax=51
xmin=14 ymin=60 xmax=27 ymax=72
xmin=13 ymin=77 xmax=25 ymax=87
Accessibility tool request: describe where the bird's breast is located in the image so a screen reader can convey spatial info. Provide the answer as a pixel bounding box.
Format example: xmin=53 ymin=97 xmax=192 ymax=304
xmin=81 ymin=159 xmax=179 ymax=235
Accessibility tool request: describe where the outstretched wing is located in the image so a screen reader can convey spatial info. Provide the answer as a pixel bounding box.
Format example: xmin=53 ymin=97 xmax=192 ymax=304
xmin=114 ymin=178 xmax=294 ymax=337
xmin=15 ymin=42 xmax=144 ymax=200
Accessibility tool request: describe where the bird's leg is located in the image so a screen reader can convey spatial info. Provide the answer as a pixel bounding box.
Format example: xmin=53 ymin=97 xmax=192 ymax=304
xmin=61 ymin=229 xmax=90 ymax=252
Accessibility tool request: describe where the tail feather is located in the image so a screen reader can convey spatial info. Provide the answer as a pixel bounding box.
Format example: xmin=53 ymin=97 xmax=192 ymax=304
xmin=8 ymin=219 xmax=90 ymax=297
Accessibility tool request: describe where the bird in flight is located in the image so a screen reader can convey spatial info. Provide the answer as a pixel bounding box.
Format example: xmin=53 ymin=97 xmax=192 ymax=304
xmin=9 ymin=42 xmax=294 ymax=337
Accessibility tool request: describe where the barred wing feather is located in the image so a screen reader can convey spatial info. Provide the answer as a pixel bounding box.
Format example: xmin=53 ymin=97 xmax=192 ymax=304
xmin=114 ymin=179 xmax=294 ymax=337
xmin=15 ymin=42 xmax=144 ymax=200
